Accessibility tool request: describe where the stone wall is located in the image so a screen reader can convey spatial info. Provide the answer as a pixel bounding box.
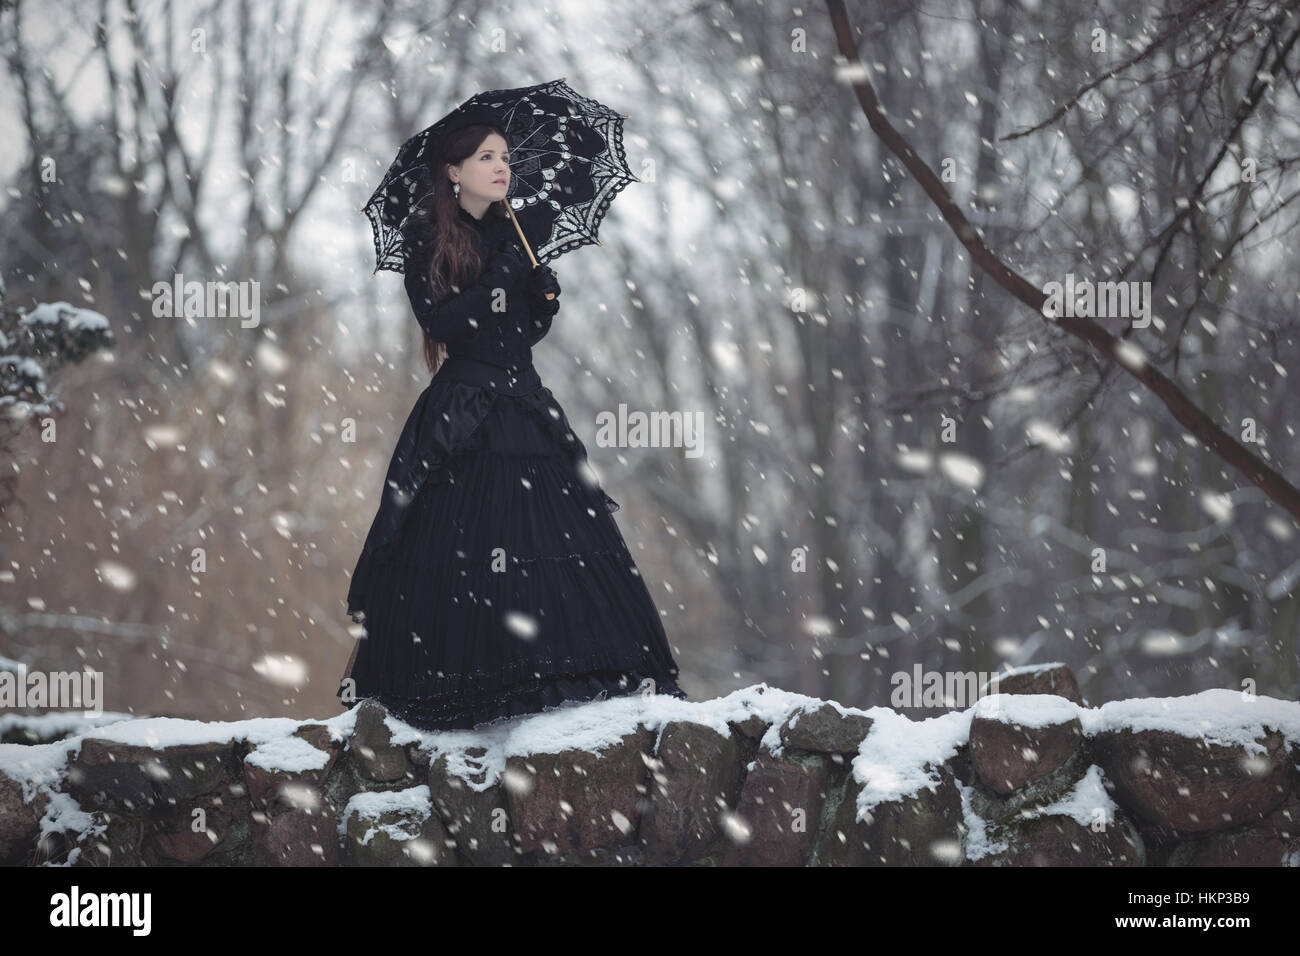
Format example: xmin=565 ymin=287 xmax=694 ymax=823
xmin=1 ymin=666 xmax=1297 ymax=866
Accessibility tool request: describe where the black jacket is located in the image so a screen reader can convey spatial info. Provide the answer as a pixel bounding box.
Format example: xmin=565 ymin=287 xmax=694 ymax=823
xmin=401 ymin=204 xmax=554 ymax=372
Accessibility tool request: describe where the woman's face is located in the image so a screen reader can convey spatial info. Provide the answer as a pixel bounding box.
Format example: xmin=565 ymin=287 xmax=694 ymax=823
xmin=451 ymin=132 xmax=511 ymax=204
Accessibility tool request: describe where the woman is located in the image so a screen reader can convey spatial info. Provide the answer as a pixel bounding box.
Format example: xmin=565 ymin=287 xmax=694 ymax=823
xmin=338 ymin=121 xmax=688 ymax=731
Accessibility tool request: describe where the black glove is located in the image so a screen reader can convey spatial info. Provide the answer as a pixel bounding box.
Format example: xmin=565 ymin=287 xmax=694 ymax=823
xmin=527 ymin=264 xmax=561 ymax=314
xmin=479 ymin=237 xmax=529 ymax=289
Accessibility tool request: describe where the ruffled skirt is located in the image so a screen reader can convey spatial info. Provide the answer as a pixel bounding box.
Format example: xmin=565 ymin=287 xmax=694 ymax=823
xmin=339 ymin=375 xmax=687 ymax=731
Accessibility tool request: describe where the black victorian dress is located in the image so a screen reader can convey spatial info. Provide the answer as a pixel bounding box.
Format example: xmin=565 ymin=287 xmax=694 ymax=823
xmin=339 ymin=203 xmax=687 ymax=731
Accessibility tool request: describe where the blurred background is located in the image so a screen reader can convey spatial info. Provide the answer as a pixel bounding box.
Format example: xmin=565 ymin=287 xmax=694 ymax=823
xmin=2 ymin=0 xmax=1298 ymax=724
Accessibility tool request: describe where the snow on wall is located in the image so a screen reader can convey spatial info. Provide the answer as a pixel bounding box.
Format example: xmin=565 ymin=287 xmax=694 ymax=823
xmin=1 ymin=682 xmax=1298 ymax=863
xmin=853 ymin=688 xmax=1300 ymax=821
xmin=339 ymin=785 xmax=433 ymax=846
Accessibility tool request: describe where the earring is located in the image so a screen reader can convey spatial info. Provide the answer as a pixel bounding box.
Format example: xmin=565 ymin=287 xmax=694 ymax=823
xmin=452 ymin=182 xmax=460 ymax=197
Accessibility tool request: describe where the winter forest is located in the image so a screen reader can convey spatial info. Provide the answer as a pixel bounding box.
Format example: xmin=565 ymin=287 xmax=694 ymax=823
xmin=2 ymin=0 xmax=1299 ymax=728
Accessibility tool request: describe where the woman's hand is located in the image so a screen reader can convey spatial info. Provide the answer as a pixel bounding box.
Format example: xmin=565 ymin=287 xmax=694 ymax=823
xmin=528 ymin=265 xmax=561 ymax=316
xmin=528 ymin=264 xmax=561 ymax=303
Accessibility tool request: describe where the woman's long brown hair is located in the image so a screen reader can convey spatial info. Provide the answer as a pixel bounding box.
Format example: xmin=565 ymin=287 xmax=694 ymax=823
xmin=410 ymin=123 xmax=513 ymax=375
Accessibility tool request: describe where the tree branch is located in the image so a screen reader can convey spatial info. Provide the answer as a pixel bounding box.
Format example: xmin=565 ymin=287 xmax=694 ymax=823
xmin=824 ymin=0 xmax=1300 ymax=524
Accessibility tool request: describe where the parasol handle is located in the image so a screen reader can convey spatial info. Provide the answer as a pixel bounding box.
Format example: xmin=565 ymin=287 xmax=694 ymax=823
xmin=505 ymin=204 xmax=555 ymax=299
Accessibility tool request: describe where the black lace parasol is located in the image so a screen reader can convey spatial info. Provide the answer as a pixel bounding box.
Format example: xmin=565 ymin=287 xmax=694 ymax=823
xmin=362 ymin=76 xmax=637 ymax=275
